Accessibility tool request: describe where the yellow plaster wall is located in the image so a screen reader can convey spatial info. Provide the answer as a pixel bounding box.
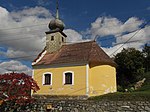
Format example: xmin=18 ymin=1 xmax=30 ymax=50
xmin=33 ymin=65 xmax=87 ymax=96
xmin=89 ymin=65 xmax=116 ymax=96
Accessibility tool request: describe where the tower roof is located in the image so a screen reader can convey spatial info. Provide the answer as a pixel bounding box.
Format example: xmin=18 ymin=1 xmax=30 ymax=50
xmin=48 ymin=0 xmax=65 ymax=31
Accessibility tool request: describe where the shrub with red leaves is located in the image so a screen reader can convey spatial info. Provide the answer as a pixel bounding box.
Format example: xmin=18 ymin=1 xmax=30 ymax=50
xmin=0 ymin=72 xmax=40 ymax=105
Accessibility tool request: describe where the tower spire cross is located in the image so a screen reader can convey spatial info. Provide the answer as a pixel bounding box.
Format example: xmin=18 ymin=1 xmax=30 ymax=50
xmin=56 ymin=0 xmax=59 ymax=19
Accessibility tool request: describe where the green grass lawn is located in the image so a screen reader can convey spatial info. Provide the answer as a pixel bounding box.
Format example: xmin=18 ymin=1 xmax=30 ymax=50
xmin=89 ymin=91 xmax=150 ymax=101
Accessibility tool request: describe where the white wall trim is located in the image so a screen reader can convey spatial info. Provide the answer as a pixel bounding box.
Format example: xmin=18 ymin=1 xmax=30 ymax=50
xmin=32 ymin=50 xmax=47 ymax=66
xmin=42 ymin=72 xmax=53 ymax=85
xmin=86 ymin=64 xmax=89 ymax=96
xmin=32 ymin=70 xmax=34 ymax=79
xmin=63 ymin=71 xmax=74 ymax=85
xmin=31 ymin=70 xmax=34 ymax=96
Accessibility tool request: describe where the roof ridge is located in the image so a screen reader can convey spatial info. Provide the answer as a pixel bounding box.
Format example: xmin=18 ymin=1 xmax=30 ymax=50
xmin=87 ymin=42 xmax=94 ymax=63
xmin=63 ymin=40 xmax=95 ymax=46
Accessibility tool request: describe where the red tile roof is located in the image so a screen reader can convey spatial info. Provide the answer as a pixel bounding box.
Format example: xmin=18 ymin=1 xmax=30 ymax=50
xmin=32 ymin=41 xmax=116 ymax=67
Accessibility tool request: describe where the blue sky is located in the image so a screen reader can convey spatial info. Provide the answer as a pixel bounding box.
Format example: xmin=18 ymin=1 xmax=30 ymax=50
xmin=0 ymin=0 xmax=150 ymax=75
xmin=0 ymin=0 xmax=149 ymax=31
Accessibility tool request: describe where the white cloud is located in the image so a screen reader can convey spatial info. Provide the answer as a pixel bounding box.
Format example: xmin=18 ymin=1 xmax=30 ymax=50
xmin=116 ymin=26 xmax=149 ymax=45
xmin=112 ymin=25 xmax=150 ymax=54
xmin=37 ymin=0 xmax=52 ymax=6
xmin=102 ymin=44 xmax=123 ymax=57
xmin=0 ymin=6 xmax=149 ymax=63
xmin=147 ymin=7 xmax=150 ymax=10
xmin=64 ymin=29 xmax=83 ymax=42
xmin=5 ymin=48 xmax=39 ymax=61
xmin=0 ymin=6 xmax=53 ymax=60
xmin=102 ymin=42 xmax=144 ymax=57
xmin=0 ymin=49 xmax=5 ymax=57
xmin=0 ymin=6 xmax=86 ymax=60
xmin=88 ymin=16 xmax=143 ymax=38
xmin=0 ymin=60 xmax=32 ymax=75
xmin=87 ymin=16 xmax=150 ymax=56
xmin=0 ymin=6 xmax=87 ymax=76
xmin=10 ymin=6 xmax=51 ymax=19
xmin=122 ymin=17 xmax=143 ymax=32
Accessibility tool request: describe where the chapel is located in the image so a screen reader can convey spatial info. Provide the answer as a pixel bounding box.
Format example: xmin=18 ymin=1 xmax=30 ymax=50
xmin=32 ymin=1 xmax=117 ymax=97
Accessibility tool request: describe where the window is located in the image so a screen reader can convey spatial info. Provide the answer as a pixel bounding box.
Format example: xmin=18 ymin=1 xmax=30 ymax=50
xmin=62 ymin=37 xmax=64 ymax=42
xmin=43 ymin=73 xmax=52 ymax=85
xmin=63 ymin=71 xmax=74 ymax=85
xmin=45 ymin=74 xmax=51 ymax=85
xmin=51 ymin=36 xmax=54 ymax=41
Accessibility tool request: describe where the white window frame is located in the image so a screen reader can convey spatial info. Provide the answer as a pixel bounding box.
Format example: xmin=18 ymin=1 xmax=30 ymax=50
xmin=63 ymin=71 xmax=74 ymax=85
xmin=42 ymin=72 xmax=52 ymax=85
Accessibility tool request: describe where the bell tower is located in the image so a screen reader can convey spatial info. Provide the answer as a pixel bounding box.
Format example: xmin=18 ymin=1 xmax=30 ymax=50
xmin=45 ymin=0 xmax=67 ymax=53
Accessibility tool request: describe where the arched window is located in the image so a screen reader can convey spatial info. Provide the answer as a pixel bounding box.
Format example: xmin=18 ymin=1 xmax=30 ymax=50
xmin=43 ymin=73 xmax=52 ymax=85
xmin=63 ymin=71 xmax=74 ymax=85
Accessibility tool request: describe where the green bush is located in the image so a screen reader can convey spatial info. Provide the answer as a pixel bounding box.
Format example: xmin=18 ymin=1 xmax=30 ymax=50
xmin=117 ymin=85 xmax=124 ymax=92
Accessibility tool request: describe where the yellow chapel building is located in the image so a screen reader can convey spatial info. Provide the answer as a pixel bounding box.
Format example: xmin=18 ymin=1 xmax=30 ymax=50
xmin=32 ymin=4 xmax=117 ymax=97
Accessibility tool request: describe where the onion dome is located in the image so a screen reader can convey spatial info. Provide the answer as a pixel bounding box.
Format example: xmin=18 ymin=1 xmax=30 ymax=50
xmin=48 ymin=0 xmax=65 ymax=31
xmin=49 ymin=18 xmax=65 ymax=31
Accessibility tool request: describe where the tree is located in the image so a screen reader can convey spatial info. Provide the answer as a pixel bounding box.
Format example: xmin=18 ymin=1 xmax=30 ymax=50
xmin=114 ymin=48 xmax=145 ymax=89
xmin=143 ymin=44 xmax=150 ymax=72
xmin=0 ymin=73 xmax=40 ymax=105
